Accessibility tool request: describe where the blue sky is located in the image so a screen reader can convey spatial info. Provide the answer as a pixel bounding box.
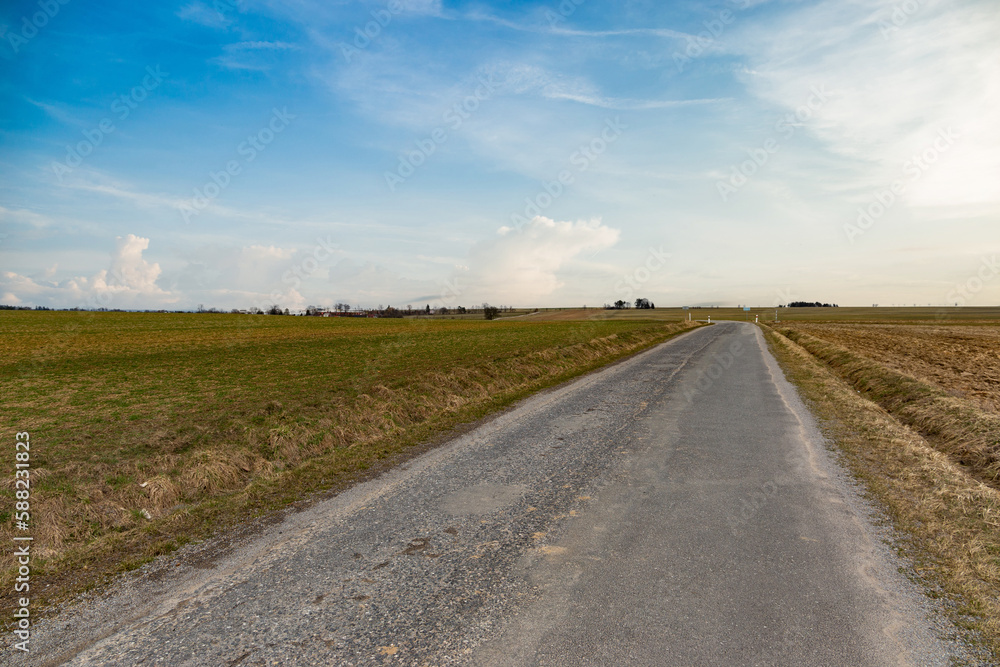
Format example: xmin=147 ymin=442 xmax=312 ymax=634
xmin=1 ymin=0 xmax=997 ymax=310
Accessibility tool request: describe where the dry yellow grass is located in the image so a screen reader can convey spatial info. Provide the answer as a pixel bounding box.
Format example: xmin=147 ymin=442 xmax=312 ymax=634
xmin=762 ymin=325 xmax=1000 ymax=661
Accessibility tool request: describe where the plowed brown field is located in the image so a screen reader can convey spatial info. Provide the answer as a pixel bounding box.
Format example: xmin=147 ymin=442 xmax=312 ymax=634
xmin=777 ymin=323 xmax=1000 ymax=414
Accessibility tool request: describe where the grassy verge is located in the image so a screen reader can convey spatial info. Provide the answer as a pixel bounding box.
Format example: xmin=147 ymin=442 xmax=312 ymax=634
xmin=760 ymin=324 xmax=1000 ymax=661
xmin=0 ymin=312 xmax=700 ymax=620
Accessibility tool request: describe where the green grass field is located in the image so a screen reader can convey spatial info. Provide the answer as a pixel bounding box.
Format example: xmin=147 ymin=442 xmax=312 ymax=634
xmin=0 ymin=310 xmax=697 ymax=617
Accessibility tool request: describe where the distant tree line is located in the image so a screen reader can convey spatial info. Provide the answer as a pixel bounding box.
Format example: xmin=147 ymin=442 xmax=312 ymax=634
xmin=1 ymin=303 xmax=518 ymax=318
xmin=786 ymin=301 xmax=839 ymax=308
xmin=605 ymin=298 xmax=655 ymax=310
xmin=299 ymin=303 xmax=515 ymax=319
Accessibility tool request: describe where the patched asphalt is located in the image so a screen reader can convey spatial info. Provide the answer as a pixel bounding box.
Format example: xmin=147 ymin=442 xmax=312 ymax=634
xmin=15 ymin=322 xmax=961 ymax=666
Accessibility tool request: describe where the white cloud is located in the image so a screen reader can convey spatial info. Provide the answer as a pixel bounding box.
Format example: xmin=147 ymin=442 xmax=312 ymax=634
xmin=99 ymin=234 xmax=167 ymax=294
xmin=0 ymin=234 xmax=178 ymax=309
xmin=452 ymin=216 xmax=620 ymax=304
xmin=249 ymin=217 xmax=624 ymax=308
xmin=162 ymin=243 xmax=306 ymax=310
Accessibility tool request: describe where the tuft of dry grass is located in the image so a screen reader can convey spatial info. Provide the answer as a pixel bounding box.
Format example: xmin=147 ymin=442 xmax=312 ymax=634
xmin=762 ymin=325 xmax=1000 ymax=661
xmin=141 ymin=475 xmax=180 ymax=514
xmin=0 ymin=311 xmax=700 ymax=620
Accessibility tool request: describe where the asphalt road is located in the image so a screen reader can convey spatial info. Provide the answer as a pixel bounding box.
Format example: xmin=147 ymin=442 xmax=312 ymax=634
xmin=18 ymin=322 xmax=957 ymax=666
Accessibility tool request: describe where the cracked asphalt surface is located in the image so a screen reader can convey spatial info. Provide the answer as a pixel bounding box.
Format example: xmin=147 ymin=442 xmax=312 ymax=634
xmin=14 ymin=322 xmax=960 ymax=666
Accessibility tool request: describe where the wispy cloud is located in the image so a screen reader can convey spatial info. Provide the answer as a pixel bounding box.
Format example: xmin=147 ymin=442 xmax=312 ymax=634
xmin=464 ymin=12 xmax=691 ymax=40
xmin=225 ymin=40 xmax=298 ymax=51
xmin=396 ymin=0 xmax=443 ymax=17
xmin=23 ymin=97 xmax=79 ymax=126
xmin=54 ymin=170 xmax=298 ymax=227
xmin=732 ymin=0 xmax=1000 ymax=207
xmin=58 ymin=171 xmax=189 ymax=211
xmin=544 ymin=91 xmax=728 ymax=110
xmin=177 ymin=1 xmax=236 ymax=29
xmin=0 ymin=206 xmax=53 ymax=229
